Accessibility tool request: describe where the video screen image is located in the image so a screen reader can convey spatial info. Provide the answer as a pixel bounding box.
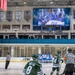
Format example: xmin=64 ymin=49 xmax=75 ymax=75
xmin=33 ymin=8 xmax=70 ymax=30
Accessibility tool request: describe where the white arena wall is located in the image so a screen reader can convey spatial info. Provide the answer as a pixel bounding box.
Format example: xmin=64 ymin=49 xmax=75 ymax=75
xmin=0 ymin=6 xmax=75 ymax=31
xmin=0 ymin=6 xmax=75 ymax=57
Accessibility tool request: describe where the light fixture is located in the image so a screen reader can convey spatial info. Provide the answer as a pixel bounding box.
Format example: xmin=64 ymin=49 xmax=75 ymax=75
xmin=50 ymin=1 xmax=53 ymax=4
xmin=24 ymin=2 xmax=26 ymax=4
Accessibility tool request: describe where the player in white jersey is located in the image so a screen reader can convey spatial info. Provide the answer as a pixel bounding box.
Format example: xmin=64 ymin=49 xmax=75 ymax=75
xmin=50 ymin=51 xmax=62 ymax=75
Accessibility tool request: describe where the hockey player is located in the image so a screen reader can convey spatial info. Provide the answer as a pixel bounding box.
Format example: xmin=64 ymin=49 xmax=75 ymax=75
xmin=23 ymin=54 xmax=45 ymax=75
xmin=50 ymin=51 xmax=62 ymax=75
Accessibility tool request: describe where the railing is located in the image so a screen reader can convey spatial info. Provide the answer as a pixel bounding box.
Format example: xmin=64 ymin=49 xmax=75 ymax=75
xmin=0 ymin=39 xmax=75 ymax=44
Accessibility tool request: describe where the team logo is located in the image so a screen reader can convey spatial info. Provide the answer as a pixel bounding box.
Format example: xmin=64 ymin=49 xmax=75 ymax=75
xmin=24 ymin=10 xmax=31 ymax=22
xmin=16 ymin=11 xmax=22 ymax=22
xmin=0 ymin=11 xmax=4 ymax=22
xmin=6 ymin=11 xmax=13 ymax=22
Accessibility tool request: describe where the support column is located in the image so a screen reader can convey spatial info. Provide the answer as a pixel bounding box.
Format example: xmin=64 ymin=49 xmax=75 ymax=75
xmin=66 ymin=46 xmax=69 ymax=53
xmin=68 ymin=32 xmax=70 ymax=39
xmin=16 ymin=32 xmax=18 ymax=38
xmin=24 ymin=47 xmax=25 ymax=57
xmin=11 ymin=47 xmax=14 ymax=57
xmin=38 ymin=47 xmax=41 ymax=54
xmin=27 ymin=46 xmax=28 ymax=57
xmin=42 ymin=35 xmax=43 ymax=39
xmin=20 ymin=48 xmax=21 ymax=57
xmin=55 ymin=35 xmax=57 ymax=39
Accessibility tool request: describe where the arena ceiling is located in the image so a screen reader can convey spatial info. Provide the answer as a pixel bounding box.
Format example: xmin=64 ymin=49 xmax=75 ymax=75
xmin=8 ymin=0 xmax=75 ymax=7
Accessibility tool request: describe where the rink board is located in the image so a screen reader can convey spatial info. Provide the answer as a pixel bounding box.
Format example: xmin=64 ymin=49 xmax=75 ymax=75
xmin=0 ymin=57 xmax=29 ymax=62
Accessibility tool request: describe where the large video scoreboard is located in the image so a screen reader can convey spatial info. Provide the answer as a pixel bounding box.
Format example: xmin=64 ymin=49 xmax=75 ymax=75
xmin=33 ymin=8 xmax=71 ymax=30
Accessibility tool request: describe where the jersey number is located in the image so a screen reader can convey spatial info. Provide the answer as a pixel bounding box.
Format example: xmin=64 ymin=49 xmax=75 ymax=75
xmin=26 ymin=66 xmax=32 ymax=74
xmin=54 ymin=59 xmax=57 ymax=63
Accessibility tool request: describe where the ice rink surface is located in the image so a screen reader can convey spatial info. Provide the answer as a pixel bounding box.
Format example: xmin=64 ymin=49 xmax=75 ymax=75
xmin=0 ymin=62 xmax=65 ymax=75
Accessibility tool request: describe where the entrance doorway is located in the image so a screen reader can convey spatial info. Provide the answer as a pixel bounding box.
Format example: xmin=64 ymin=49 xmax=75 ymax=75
xmin=57 ymin=35 xmax=61 ymax=39
xmin=4 ymin=35 xmax=9 ymax=39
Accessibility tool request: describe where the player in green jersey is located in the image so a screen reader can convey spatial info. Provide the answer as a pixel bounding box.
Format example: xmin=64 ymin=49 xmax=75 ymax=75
xmin=23 ymin=54 xmax=44 ymax=75
xmin=50 ymin=51 xmax=62 ymax=75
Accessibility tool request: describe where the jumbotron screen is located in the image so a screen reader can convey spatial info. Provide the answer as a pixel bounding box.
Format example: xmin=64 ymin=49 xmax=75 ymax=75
xmin=33 ymin=8 xmax=71 ymax=30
